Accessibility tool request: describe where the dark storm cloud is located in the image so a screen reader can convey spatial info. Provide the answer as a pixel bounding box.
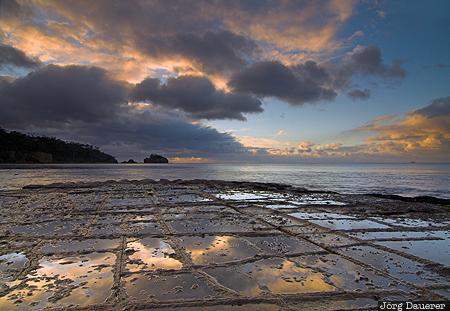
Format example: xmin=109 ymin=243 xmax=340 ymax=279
xmin=0 ymin=65 xmax=129 ymax=127
xmin=0 ymin=75 xmax=14 ymax=88
xmin=414 ymin=96 xmax=450 ymax=117
xmin=138 ymin=30 xmax=258 ymax=74
xmin=229 ymin=46 xmax=405 ymax=105
xmin=0 ymin=44 xmax=40 ymax=68
xmin=67 ymin=112 xmax=247 ymax=159
xmin=347 ymin=89 xmax=371 ymax=100
xmin=0 ymin=0 xmax=22 ymax=19
xmin=342 ymin=46 xmax=406 ymax=78
xmin=229 ymin=61 xmax=337 ymax=105
xmin=0 ymin=64 xmax=249 ymax=159
xmin=131 ymin=75 xmax=263 ymax=120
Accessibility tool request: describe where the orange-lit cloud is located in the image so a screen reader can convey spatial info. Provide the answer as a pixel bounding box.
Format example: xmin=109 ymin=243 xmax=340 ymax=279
xmin=275 ymin=129 xmax=287 ymax=137
xmin=234 ymin=97 xmax=450 ymax=161
xmin=0 ymin=0 xmax=359 ymax=85
xmin=353 ymin=97 xmax=450 ymax=159
xmin=170 ymin=156 xmax=213 ymax=163
xmin=221 ymin=0 xmax=356 ymax=53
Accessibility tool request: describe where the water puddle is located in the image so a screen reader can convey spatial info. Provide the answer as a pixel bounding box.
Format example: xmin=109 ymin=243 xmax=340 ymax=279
xmin=287 ymin=194 xmax=346 ymax=206
xmin=126 ymin=238 xmax=183 ymax=272
xmin=350 ymin=231 xmax=450 ymax=241
xmin=375 ymin=240 xmax=450 ymax=267
xmin=294 ymin=254 xmax=406 ymax=292
xmin=0 ymin=252 xmax=115 ymax=309
xmin=0 ymin=252 xmax=28 ymax=278
xmin=124 ymin=272 xmax=215 ymax=301
xmin=241 ymin=258 xmax=336 ymax=294
xmin=0 ymin=252 xmax=28 ymax=291
xmin=371 ymin=217 xmax=449 ymax=228
xmin=180 ymin=235 xmax=259 ymax=265
xmin=338 ymin=246 xmax=448 ymax=285
xmin=261 ymin=204 xmax=301 ymax=210
xmin=205 ymin=258 xmax=336 ymax=295
xmin=40 ymin=238 xmax=120 ymax=254
xmin=203 ymin=266 xmax=262 ymax=297
xmin=309 ymin=219 xmax=390 ymax=231
xmin=215 ymin=192 xmax=268 ymax=201
xmin=159 ymin=194 xmax=212 ymax=203
xmin=289 ymin=212 xmax=355 ymax=220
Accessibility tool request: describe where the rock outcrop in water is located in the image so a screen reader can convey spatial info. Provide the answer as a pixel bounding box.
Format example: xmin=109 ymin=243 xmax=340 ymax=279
xmin=121 ymin=159 xmax=137 ymax=164
xmin=0 ymin=127 xmax=117 ymax=163
xmin=144 ymin=154 xmax=169 ymax=163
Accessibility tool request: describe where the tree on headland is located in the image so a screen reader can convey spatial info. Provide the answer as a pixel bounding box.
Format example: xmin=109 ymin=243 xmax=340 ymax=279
xmin=0 ymin=127 xmax=117 ymax=163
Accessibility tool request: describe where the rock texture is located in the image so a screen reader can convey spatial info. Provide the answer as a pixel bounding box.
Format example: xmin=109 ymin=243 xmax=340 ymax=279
xmin=0 ymin=179 xmax=448 ymax=310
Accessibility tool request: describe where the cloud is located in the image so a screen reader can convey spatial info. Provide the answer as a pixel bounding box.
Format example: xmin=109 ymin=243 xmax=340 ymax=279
xmin=351 ymin=96 xmax=450 ymax=160
xmin=297 ymin=141 xmax=314 ymax=153
xmin=0 ymin=0 xmax=358 ymax=81
xmin=275 ymin=129 xmax=287 ymax=137
xmin=233 ymin=96 xmax=450 ymax=162
xmin=0 ymin=0 xmax=23 ymax=20
xmin=0 ymin=64 xmax=249 ymax=160
xmin=341 ymin=46 xmax=406 ymax=78
xmin=1 ymin=1 xmax=403 ymax=109
xmin=347 ymin=88 xmax=370 ymax=100
xmin=414 ymin=96 xmax=450 ymax=118
xmin=66 ymin=111 xmax=247 ymax=160
xmin=0 ymin=65 xmax=129 ymax=127
xmin=219 ymin=0 xmax=356 ymax=53
xmin=137 ymin=30 xmax=258 ymax=75
xmin=0 ymin=43 xmax=39 ymax=68
xmin=229 ymin=45 xmax=405 ymax=105
xmin=131 ymin=75 xmax=263 ymax=121
xmin=235 ymin=136 xmax=282 ymax=149
xmin=229 ymin=61 xmax=337 ymax=105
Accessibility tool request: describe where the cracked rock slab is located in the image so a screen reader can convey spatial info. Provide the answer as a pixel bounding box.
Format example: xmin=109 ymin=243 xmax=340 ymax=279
xmin=0 ymin=179 xmax=448 ymax=310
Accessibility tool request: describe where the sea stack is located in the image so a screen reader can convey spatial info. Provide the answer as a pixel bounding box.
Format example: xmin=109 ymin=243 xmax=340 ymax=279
xmin=121 ymin=159 xmax=137 ymax=164
xmin=144 ymin=154 xmax=169 ymax=163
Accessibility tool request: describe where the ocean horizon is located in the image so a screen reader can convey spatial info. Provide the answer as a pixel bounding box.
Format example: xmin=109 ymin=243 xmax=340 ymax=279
xmin=1 ymin=162 xmax=449 ymax=199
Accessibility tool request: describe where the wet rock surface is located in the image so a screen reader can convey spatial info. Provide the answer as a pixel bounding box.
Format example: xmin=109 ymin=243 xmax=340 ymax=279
xmin=0 ymin=179 xmax=449 ymax=310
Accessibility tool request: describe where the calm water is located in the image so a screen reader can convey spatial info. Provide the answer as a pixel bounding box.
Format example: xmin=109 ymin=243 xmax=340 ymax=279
xmin=0 ymin=163 xmax=449 ymax=198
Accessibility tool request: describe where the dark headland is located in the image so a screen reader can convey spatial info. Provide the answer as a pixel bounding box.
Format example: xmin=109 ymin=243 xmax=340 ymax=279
xmin=0 ymin=128 xmax=117 ymax=163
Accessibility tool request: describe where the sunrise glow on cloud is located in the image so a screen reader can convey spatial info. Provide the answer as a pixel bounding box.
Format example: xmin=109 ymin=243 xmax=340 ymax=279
xmin=0 ymin=0 xmax=449 ymax=162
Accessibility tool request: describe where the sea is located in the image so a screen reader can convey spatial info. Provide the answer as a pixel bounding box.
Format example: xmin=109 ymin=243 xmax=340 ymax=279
xmin=0 ymin=163 xmax=449 ymax=199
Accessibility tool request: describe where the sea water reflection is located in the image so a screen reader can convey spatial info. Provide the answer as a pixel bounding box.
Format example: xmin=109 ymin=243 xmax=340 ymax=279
xmin=0 ymin=163 xmax=449 ymax=198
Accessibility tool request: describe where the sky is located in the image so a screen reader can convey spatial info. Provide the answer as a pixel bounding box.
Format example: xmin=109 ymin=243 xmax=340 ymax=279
xmin=0 ymin=0 xmax=449 ymax=163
